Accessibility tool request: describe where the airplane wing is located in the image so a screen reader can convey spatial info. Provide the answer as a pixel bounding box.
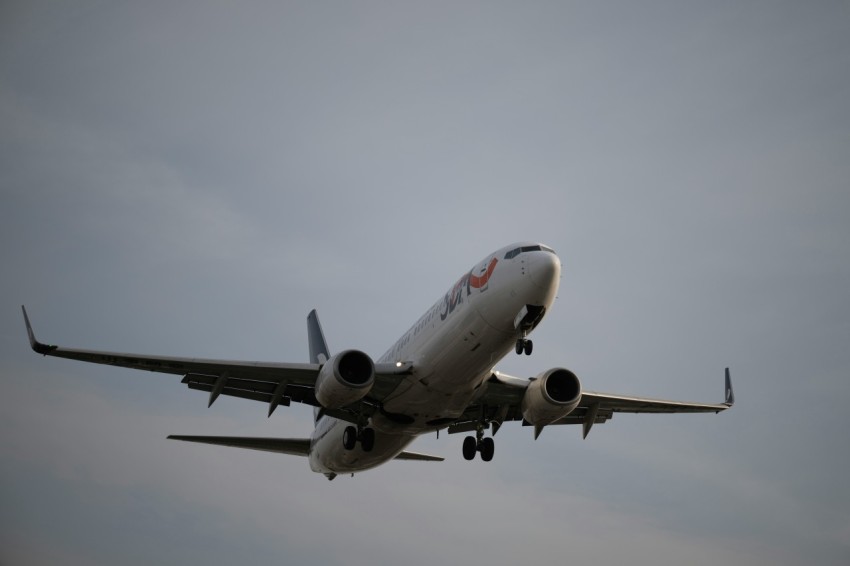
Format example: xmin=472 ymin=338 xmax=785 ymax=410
xmin=167 ymin=435 xmax=444 ymax=461
xmin=450 ymin=368 xmax=734 ymax=439
xmin=22 ymin=306 xmax=410 ymax=415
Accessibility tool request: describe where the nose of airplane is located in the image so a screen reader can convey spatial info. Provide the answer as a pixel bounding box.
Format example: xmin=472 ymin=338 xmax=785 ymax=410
xmin=528 ymin=249 xmax=561 ymax=302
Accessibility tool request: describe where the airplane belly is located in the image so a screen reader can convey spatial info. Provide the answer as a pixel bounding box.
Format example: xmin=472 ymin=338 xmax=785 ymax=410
xmin=309 ymin=420 xmax=416 ymax=474
xmin=374 ymin=311 xmax=517 ymax=436
xmin=418 ymin=309 xmax=513 ymax=393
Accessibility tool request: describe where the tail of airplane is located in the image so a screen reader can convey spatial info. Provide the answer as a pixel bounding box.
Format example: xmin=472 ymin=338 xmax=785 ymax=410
xmin=308 ymin=310 xmax=329 ymax=424
xmin=307 ymin=309 xmax=330 ymax=364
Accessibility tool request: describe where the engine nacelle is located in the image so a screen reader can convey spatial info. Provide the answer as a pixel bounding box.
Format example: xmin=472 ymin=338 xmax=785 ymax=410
xmin=314 ymin=350 xmax=375 ymax=409
xmin=521 ymin=368 xmax=582 ymax=426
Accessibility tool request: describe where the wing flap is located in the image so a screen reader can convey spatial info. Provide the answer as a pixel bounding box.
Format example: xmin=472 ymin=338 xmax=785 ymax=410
xmin=185 ymin=382 xmax=273 ymax=404
xmin=540 ymin=406 xmax=614 ymax=425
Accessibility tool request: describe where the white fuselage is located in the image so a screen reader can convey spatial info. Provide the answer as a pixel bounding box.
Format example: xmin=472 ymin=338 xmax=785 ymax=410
xmin=308 ymin=243 xmax=561 ymax=475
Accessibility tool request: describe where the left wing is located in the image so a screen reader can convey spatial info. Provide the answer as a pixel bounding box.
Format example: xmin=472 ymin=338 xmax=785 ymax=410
xmin=450 ymin=368 xmax=734 ymax=439
xmin=22 ymin=306 xmax=409 ymax=415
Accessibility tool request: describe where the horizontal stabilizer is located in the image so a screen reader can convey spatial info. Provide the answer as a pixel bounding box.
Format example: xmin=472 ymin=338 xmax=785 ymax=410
xmin=168 ymin=435 xmax=443 ymax=462
xmin=168 ymin=435 xmax=310 ymax=457
xmin=394 ymin=451 xmax=444 ymax=462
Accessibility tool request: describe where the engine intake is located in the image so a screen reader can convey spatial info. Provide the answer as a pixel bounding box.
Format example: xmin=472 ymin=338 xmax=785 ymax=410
xmin=521 ymin=368 xmax=582 ymax=426
xmin=314 ymin=350 xmax=375 ymax=409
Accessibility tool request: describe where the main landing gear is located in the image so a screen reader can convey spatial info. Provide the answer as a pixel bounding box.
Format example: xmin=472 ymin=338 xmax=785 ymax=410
xmin=462 ymin=425 xmax=495 ymax=462
xmin=515 ymin=338 xmax=533 ymax=355
xmin=343 ymin=425 xmax=375 ymax=452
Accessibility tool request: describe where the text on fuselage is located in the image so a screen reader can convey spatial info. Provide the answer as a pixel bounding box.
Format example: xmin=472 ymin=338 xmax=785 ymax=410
xmin=440 ymin=258 xmax=497 ymax=321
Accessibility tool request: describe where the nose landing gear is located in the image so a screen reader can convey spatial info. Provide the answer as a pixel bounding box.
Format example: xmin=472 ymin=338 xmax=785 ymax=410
xmin=514 ymin=304 xmax=544 ymax=355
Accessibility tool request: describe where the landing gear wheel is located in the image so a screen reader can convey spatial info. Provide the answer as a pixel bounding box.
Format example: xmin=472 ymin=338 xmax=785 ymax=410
xmin=342 ymin=426 xmax=357 ymax=450
xmin=361 ymin=428 xmax=375 ymax=452
xmin=516 ymin=338 xmax=533 ymax=355
xmin=480 ymin=437 xmax=495 ymax=462
xmin=462 ymin=436 xmax=477 ymax=460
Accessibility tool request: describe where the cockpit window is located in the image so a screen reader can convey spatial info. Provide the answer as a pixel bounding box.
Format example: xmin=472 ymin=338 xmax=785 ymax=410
xmin=504 ymin=245 xmax=556 ymax=259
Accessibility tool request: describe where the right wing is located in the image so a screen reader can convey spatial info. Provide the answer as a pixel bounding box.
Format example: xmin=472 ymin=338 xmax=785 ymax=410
xmin=450 ymin=368 xmax=734 ymax=439
xmin=22 ymin=306 xmax=409 ymax=416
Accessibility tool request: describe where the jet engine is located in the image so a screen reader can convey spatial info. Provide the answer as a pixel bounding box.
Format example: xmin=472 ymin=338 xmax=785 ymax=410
xmin=521 ymin=368 xmax=582 ymax=426
xmin=314 ymin=350 xmax=375 ymax=409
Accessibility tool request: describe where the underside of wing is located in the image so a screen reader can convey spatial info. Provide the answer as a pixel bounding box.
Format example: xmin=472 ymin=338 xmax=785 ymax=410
xmin=578 ymin=368 xmax=734 ymax=417
xmin=450 ymin=368 xmax=734 ymax=439
xmin=22 ymin=306 xmax=411 ymax=418
xmin=578 ymin=391 xmax=732 ymax=414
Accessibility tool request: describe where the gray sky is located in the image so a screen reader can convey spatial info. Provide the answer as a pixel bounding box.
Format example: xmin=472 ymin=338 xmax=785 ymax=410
xmin=2 ymin=1 xmax=849 ymax=564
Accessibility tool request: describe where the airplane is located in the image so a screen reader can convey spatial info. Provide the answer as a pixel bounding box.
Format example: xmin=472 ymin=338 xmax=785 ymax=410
xmin=22 ymin=242 xmax=734 ymax=480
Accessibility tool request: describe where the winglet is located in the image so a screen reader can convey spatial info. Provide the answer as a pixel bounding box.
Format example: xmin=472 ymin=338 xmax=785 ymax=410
xmin=724 ymin=367 xmax=735 ymax=407
xmin=21 ymin=306 xmax=57 ymax=355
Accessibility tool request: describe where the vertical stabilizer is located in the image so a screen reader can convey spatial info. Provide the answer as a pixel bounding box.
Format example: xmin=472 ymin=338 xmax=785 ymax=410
xmin=307 ymin=309 xmax=330 ymax=364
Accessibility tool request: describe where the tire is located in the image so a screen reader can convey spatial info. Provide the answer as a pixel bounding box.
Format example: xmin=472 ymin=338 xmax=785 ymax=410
xmin=361 ymin=428 xmax=375 ymax=452
xmin=343 ymin=426 xmax=357 ymax=450
xmin=524 ymin=340 xmax=533 ymax=355
xmin=462 ymin=436 xmax=477 ymax=460
xmin=480 ymin=437 xmax=495 ymax=462
xmin=516 ymin=340 xmax=524 ymax=355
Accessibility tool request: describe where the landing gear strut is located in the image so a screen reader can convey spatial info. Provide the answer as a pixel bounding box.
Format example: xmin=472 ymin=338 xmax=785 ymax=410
xmin=462 ymin=423 xmax=495 ymax=462
xmin=343 ymin=425 xmax=375 ymax=452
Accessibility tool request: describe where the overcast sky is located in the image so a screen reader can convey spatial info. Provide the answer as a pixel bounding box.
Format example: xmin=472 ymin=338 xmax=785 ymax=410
xmin=2 ymin=1 xmax=849 ymax=564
